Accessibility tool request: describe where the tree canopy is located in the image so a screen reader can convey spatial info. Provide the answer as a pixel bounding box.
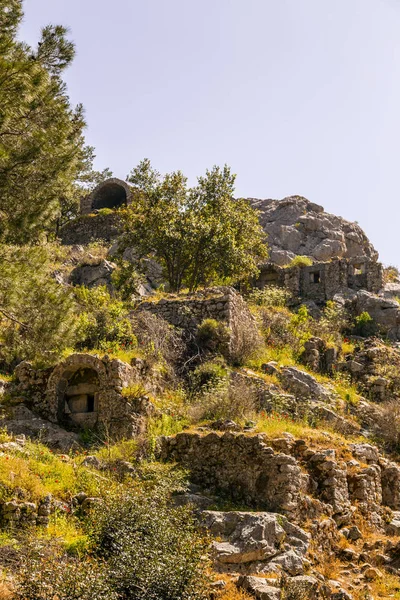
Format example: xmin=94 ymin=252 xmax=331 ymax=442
xmin=125 ymin=159 xmax=268 ymax=292
xmin=0 ymin=0 xmax=104 ymax=242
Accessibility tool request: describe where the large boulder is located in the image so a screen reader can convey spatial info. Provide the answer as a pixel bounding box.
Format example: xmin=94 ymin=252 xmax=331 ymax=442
xmin=202 ymin=511 xmax=309 ymax=574
xmin=69 ymin=259 xmax=116 ymax=289
xmin=279 ymin=367 xmax=332 ymax=402
xmin=353 ymin=291 xmax=400 ymax=339
xmin=250 ymin=196 xmax=378 ymax=265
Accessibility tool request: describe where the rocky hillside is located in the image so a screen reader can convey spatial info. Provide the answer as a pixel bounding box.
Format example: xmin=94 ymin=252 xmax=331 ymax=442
xmin=250 ymin=196 xmax=378 ymax=265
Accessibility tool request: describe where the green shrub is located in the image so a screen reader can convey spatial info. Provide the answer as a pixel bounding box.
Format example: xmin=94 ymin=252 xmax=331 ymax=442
xmin=189 ymin=376 xmax=258 ymax=424
xmin=189 ymin=357 xmax=228 ymax=394
xmin=288 ymin=255 xmax=313 ymax=268
xmin=111 ymin=260 xmax=143 ymax=302
xmin=89 ymin=467 xmax=210 ymax=600
xmin=248 ymin=286 xmax=291 ymax=307
xmin=196 ymin=318 xmax=230 ymax=355
xmin=75 ymin=285 xmax=137 ymax=351
xmin=15 ymin=545 xmax=116 ymax=600
xmin=354 ymin=311 xmax=375 ymax=337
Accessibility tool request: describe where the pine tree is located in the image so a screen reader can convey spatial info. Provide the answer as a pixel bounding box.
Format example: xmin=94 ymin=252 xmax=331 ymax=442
xmin=0 ymin=0 xmax=93 ymax=242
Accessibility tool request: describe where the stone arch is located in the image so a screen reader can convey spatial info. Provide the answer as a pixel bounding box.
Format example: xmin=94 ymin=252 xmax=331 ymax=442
xmin=46 ymin=354 xmax=108 ymax=428
xmin=81 ymin=178 xmax=132 ymax=214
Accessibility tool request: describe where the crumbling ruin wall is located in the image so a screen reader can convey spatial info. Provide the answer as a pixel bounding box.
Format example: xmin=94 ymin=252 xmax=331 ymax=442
xmin=14 ymin=353 xmax=148 ymax=439
xmin=59 ymin=212 xmax=122 ymax=245
xmin=137 ymin=287 xmax=259 ymax=363
xmin=255 ymin=257 xmax=383 ymax=303
xmin=161 ymin=433 xmax=400 ymax=529
xmin=160 ymin=432 xmax=303 ymax=516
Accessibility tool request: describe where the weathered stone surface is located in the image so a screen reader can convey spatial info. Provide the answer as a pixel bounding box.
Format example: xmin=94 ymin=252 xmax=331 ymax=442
xmin=69 ymin=259 xmax=116 ymax=289
xmin=203 ymin=511 xmax=309 ymax=574
xmin=250 ymin=196 xmax=378 ymax=263
xmin=255 ymin=256 xmax=383 ymax=304
xmin=80 ymin=178 xmax=133 ymax=215
xmin=60 ymin=212 xmax=123 ymax=245
xmin=0 ymin=405 xmax=79 ymax=451
xmin=279 ymin=367 xmax=332 ymax=401
xmin=354 ymin=291 xmax=400 ymax=339
xmin=305 ymin=450 xmax=352 ymax=520
xmin=13 ymin=353 xmax=151 ymax=440
xmin=137 ymin=287 xmax=261 ymax=364
xmin=160 ymin=432 xmax=303 ymax=515
xmin=237 ymin=576 xmax=281 ymax=599
xmin=282 ymin=575 xmax=320 ymax=600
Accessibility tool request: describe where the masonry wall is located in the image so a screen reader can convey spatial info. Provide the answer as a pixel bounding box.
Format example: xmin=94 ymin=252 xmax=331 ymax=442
xmin=14 ymin=354 xmax=147 ymax=440
xmin=256 ymin=257 xmax=383 ymax=303
xmin=136 ymin=287 xmax=259 ymax=363
xmin=160 ymin=432 xmax=303 ymax=516
xmin=59 ymin=213 xmax=122 ymax=245
xmin=160 ymin=432 xmax=400 ymax=529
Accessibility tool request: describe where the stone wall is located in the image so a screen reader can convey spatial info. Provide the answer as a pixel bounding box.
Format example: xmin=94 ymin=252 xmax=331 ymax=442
xmin=160 ymin=433 xmax=400 ymax=529
xmin=255 ymin=257 xmax=383 ymax=303
xmin=136 ymin=287 xmax=260 ymax=363
xmin=14 ymin=353 xmax=150 ymax=439
xmin=160 ymin=432 xmax=303 ymax=516
xmin=59 ymin=212 xmax=122 ymax=245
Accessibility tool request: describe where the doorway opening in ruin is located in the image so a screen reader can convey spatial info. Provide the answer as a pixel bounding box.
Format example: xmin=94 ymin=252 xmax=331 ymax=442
xmin=91 ymin=182 xmax=127 ymax=210
xmin=353 ymin=264 xmax=365 ymax=276
xmin=63 ymin=368 xmax=99 ymax=427
xmin=310 ymin=271 xmax=321 ymax=284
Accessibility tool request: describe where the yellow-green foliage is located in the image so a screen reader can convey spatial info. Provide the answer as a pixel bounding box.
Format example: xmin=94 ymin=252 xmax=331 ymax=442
xmin=333 ymin=374 xmax=361 ymax=407
xmin=255 ymin=412 xmax=360 ymax=447
xmin=287 ymin=255 xmax=313 ymax=268
xmin=0 ymin=440 xmax=101 ymax=503
xmin=37 ymin=513 xmax=90 ymax=556
xmin=147 ymin=413 xmax=190 ymax=438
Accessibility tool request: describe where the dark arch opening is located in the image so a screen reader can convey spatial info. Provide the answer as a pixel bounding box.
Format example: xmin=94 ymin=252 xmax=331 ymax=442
xmin=91 ymin=183 xmax=127 ymax=210
xmin=61 ymin=367 xmax=100 ymax=428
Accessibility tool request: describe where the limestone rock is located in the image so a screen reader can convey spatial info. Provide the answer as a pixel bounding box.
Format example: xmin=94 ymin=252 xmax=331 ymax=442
xmin=279 ymin=367 xmax=332 ymax=401
xmin=250 ymin=196 xmax=378 ymax=264
xmin=202 ymin=511 xmax=309 ymax=574
xmin=237 ymin=576 xmax=281 ymax=600
xmin=69 ymin=259 xmax=116 ymax=289
xmin=0 ymin=405 xmax=79 ymax=452
xmin=282 ymin=575 xmax=320 ymax=600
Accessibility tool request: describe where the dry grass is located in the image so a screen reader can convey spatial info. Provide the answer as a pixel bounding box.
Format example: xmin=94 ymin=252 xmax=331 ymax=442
xmin=0 ymin=437 xmax=102 ymax=502
xmin=213 ymin=575 xmax=253 ymax=600
xmin=0 ymin=582 xmax=13 ymax=600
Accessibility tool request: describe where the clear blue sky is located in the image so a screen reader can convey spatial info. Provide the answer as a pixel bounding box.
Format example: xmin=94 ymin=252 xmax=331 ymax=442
xmin=19 ymin=0 xmax=400 ymax=265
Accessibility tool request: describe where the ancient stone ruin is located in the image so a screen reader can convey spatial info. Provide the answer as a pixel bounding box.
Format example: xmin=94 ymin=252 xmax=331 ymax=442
xmin=80 ymin=178 xmax=132 ymax=214
xmin=255 ymin=256 xmax=383 ymax=303
xmin=14 ymin=353 xmax=150 ymax=439
xmin=60 ymin=177 xmax=132 ymax=245
xmin=137 ymin=286 xmax=260 ymax=363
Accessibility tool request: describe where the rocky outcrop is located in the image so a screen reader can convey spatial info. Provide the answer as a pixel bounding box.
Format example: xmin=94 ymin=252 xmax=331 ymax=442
xmin=250 ymin=196 xmax=378 ymax=265
xmin=0 ymin=405 xmax=79 ymax=451
xmin=203 ymin=511 xmax=309 ymax=575
xmin=69 ymin=259 xmax=116 ymax=289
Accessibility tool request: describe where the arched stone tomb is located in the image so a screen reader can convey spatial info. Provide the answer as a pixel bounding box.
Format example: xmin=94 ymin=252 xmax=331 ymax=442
xmin=80 ymin=178 xmax=133 ymax=215
xmin=63 ymin=367 xmax=100 ymax=428
xmin=44 ymin=353 xmax=140 ymax=438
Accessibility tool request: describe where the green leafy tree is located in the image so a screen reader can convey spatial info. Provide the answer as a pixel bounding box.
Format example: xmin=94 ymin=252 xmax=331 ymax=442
xmin=0 ymin=245 xmax=78 ymax=365
xmin=125 ymin=159 xmax=268 ymax=291
xmin=0 ymin=0 xmax=95 ymax=242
